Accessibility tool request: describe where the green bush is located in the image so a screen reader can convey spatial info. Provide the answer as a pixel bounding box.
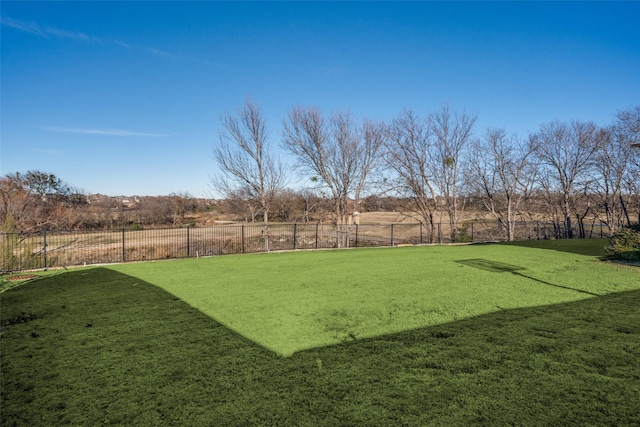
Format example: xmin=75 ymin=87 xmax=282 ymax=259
xmin=605 ymin=227 xmax=640 ymax=261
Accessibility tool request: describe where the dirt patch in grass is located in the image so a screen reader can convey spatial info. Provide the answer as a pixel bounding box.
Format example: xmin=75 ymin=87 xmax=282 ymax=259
xmin=1 ymin=274 xmax=40 ymax=293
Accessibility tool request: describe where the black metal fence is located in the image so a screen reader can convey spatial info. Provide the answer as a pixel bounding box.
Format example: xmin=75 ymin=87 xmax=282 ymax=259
xmin=0 ymin=220 xmax=616 ymax=273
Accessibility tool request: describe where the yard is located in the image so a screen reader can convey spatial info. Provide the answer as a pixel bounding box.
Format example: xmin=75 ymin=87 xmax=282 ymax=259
xmin=1 ymin=240 xmax=639 ymax=425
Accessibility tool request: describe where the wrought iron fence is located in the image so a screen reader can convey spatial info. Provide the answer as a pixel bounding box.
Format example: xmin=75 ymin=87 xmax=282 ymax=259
xmin=0 ymin=220 xmax=618 ymax=273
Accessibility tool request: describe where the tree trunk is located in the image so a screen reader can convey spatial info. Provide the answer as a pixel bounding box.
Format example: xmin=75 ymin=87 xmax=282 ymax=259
xmin=263 ymin=209 xmax=270 ymax=252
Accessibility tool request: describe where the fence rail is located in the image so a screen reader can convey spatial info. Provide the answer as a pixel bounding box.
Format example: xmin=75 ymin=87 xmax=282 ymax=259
xmin=0 ymin=220 xmax=619 ymax=273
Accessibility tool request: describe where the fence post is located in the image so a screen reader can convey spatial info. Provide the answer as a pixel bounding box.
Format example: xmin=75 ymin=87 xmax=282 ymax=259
xmin=420 ymin=223 xmax=423 ymax=244
xmin=438 ymin=223 xmax=442 ymax=244
xmin=293 ymin=224 xmax=297 ymax=250
xmin=391 ymin=224 xmax=394 ymax=247
xmin=242 ymin=225 xmax=245 ymax=253
xmin=315 ymin=223 xmax=319 ymax=249
xmin=355 ymin=224 xmax=359 ymax=248
xmin=43 ymin=230 xmax=47 ymax=270
xmin=122 ymin=228 xmax=126 ymax=262
xmin=471 ymin=222 xmax=474 ymax=242
xmin=186 ymin=227 xmax=190 ymax=257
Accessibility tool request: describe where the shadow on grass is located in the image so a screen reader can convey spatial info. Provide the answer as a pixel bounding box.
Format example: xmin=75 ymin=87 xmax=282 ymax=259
xmin=455 ymin=258 xmax=526 ymax=273
xmin=455 ymin=258 xmax=600 ymax=297
xmin=1 ymin=267 xmax=275 ymax=426
xmin=497 ymin=238 xmax=609 ymax=257
xmin=2 ymin=267 xmax=639 ymax=426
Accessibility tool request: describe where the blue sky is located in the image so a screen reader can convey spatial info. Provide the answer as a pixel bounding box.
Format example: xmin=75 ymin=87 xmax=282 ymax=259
xmin=1 ymin=1 xmax=639 ymax=197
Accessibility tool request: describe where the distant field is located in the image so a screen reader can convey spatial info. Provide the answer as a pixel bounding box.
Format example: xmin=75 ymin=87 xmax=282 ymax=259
xmin=2 ymin=240 xmax=638 ymax=425
xmin=358 ymin=211 xmax=417 ymax=223
xmin=358 ymin=211 xmax=507 ymax=224
xmin=2 ymin=211 xmax=615 ymax=273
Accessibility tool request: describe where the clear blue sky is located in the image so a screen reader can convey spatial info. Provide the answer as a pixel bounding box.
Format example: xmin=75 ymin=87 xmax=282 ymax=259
xmin=2 ymin=1 xmax=639 ymax=197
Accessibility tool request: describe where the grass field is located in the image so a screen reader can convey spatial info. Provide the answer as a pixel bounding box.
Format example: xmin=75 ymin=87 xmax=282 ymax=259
xmin=1 ymin=239 xmax=639 ymax=425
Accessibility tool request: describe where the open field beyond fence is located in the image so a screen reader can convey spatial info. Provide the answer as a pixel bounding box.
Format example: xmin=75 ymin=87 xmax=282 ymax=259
xmin=1 ymin=240 xmax=638 ymax=425
xmin=1 ymin=220 xmax=617 ymax=272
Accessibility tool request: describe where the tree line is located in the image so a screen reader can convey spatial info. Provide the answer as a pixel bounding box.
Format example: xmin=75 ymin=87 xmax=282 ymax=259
xmin=213 ymin=100 xmax=639 ymax=245
xmin=0 ymin=173 xmax=207 ymax=232
xmin=0 ymin=171 xmax=383 ymax=232
xmin=1 ymin=103 xmax=638 ymax=243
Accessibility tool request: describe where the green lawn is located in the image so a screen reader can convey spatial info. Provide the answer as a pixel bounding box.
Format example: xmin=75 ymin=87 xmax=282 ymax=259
xmin=2 ymin=240 xmax=639 ymax=426
xmin=109 ymin=239 xmax=638 ymax=356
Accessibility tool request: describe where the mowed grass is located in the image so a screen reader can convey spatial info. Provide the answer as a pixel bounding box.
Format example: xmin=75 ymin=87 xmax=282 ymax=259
xmin=1 ymin=239 xmax=639 ymax=426
xmin=109 ymin=239 xmax=638 ymax=356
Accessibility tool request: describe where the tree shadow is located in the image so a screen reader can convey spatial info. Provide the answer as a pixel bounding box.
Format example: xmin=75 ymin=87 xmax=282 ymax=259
xmin=455 ymin=258 xmax=600 ymax=296
xmin=495 ymin=238 xmax=609 ymax=257
xmin=455 ymin=258 xmax=526 ymax=273
xmin=1 ymin=267 xmax=279 ymax=424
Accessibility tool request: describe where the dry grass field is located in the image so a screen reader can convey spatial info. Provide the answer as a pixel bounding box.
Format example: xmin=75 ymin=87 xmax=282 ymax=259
xmin=1 ymin=212 xmax=612 ymax=273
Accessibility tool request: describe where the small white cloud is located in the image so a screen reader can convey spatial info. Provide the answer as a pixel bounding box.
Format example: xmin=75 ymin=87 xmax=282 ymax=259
xmin=43 ymin=25 xmax=97 ymax=43
xmin=143 ymin=46 xmax=174 ymax=59
xmin=113 ymin=39 xmax=132 ymax=49
xmin=2 ymin=16 xmax=172 ymax=58
xmin=1 ymin=16 xmax=94 ymax=42
xmin=43 ymin=127 xmax=170 ymax=137
xmin=1 ymin=16 xmax=47 ymax=37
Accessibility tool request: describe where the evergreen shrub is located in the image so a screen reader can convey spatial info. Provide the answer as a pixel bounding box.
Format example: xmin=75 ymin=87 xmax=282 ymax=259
xmin=605 ymin=226 xmax=640 ymax=261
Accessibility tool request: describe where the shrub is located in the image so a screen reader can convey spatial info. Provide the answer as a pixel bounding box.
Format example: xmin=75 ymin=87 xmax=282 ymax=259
xmin=605 ymin=227 xmax=640 ymax=262
xmin=454 ymin=226 xmax=472 ymax=243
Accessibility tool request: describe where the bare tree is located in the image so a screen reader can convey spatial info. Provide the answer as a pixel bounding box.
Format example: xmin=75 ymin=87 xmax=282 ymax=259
xmin=357 ymin=118 xmax=387 ymax=213
xmin=282 ymin=106 xmax=383 ymax=247
xmin=467 ymin=129 xmax=538 ymax=241
xmin=0 ymin=175 xmax=27 ymax=232
xmin=0 ymin=171 xmax=85 ymax=232
xmin=592 ymin=126 xmax=635 ymax=232
xmin=428 ymin=104 xmax=477 ymax=241
xmin=169 ymin=192 xmax=197 ymax=226
xmin=137 ymin=196 xmax=173 ymax=226
xmin=212 ymin=99 xmax=288 ymax=251
xmin=223 ymin=189 xmax=262 ymax=223
xmin=615 ymin=106 xmax=640 ymax=224
xmin=269 ymin=189 xmax=299 ymax=222
xmin=617 ymin=105 xmax=640 ymax=136
xmin=383 ymin=109 xmax=439 ymax=242
xmin=298 ymin=189 xmax=322 ymax=223
xmin=532 ymin=120 xmax=601 ymax=238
